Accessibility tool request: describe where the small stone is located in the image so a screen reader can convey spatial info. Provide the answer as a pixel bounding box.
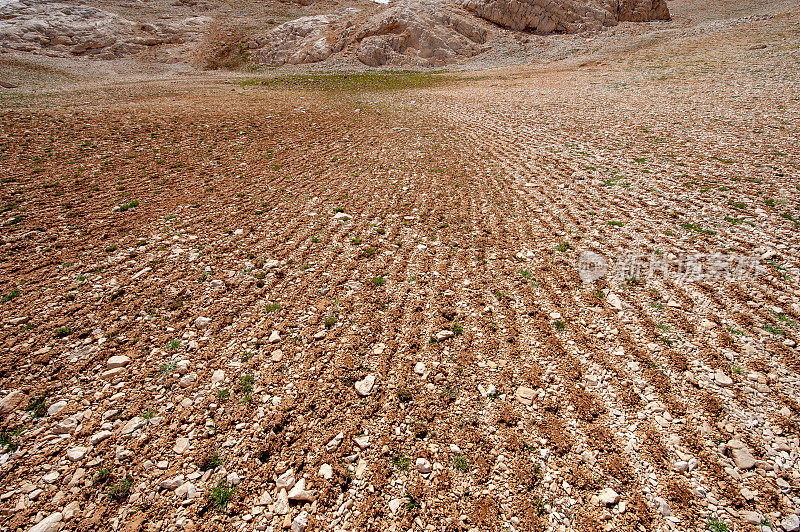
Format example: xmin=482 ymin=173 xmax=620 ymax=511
xmin=326 ymin=432 xmax=344 ymax=452
xmin=106 ymin=355 xmax=131 ymax=369
xmin=66 ymin=447 xmax=87 ymax=462
xmin=731 ymin=448 xmax=756 ymax=470
xmin=319 ymin=463 xmax=333 ymax=480
xmin=288 ymin=479 xmax=318 ymax=502
xmin=435 ymin=330 xmax=454 ymax=341
xmin=674 ymin=461 xmax=689 ymax=473
xmin=715 ymin=369 xmax=733 ymax=387
xmin=389 ymin=498 xmax=403 ymax=514
xmin=175 ymin=482 xmax=197 ymax=500
xmin=173 ymin=437 xmax=190 ymax=454
xmin=258 ymin=491 xmax=273 ymax=506
xmin=333 ymin=212 xmax=351 ymax=220
xmin=271 ymin=349 xmax=283 ymax=362
xmin=355 ymin=374 xmax=376 ymax=396
xmin=179 ymin=373 xmax=197 ymax=388
xmin=90 ymin=430 xmax=112 ymax=445
xmin=0 ymin=390 xmax=26 ymax=415
xmin=598 ymin=488 xmax=619 ymax=506
xmin=449 ymin=444 xmax=461 ymax=453
xmin=353 ymin=435 xmax=370 ymax=449
xmin=227 ymin=472 xmax=241 ymax=486
xmin=276 ymin=469 xmax=295 ymax=489
xmin=28 ymin=512 xmax=62 ymax=532
xmin=273 ymin=489 xmax=289 ymax=515
xmin=515 ymin=386 xmax=535 ymax=406
xmin=414 ymin=362 xmax=426 ymax=375
xmin=415 ymin=457 xmax=432 ymax=474
xmin=159 ymin=475 xmax=185 ymax=490
xmin=53 ymin=418 xmax=78 ymax=435
xmin=121 ymin=416 xmax=146 ymax=435
xmin=742 ymin=511 xmax=762 ymax=525
xmin=782 ymin=514 xmax=800 ymax=532
xmin=62 ymin=501 xmax=79 ymax=520
xmin=42 ymin=471 xmax=59 ymax=484
xmin=654 ymin=497 xmax=672 ymax=517
xmin=292 ymin=510 xmax=309 ymax=532
xmin=268 ymin=330 xmax=281 ymax=343
xmin=211 ymin=369 xmax=225 ymax=384
xmin=606 ymin=292 xmax=623 ymax=310
xmin=47 ymin=400 xmax=67 ymax=417
xmin=194 ymin=316 xmax=211 ymax=328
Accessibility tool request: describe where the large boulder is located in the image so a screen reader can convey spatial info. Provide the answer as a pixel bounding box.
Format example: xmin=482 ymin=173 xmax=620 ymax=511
xmin=250 ymin=0 xmax=490 ymax=67
xmin=459 ymin=0 xmax=669 ymax=33
xmin=0 ymin=0 xmax=209 ymax=58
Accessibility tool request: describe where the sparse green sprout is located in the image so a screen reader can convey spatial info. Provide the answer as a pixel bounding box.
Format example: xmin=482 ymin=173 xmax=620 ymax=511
xmin=109 ymin=477 xmax=133 ymax=502
xmin=2 ymin=289 xmax=20 ymax=303
xmin=25 ymin=395 xmax=47 ymax=418
xmin=351 ymin=237 xmax=362 ymax=245
xmin=452 ymin=455 xmax=470 ymax=472
xmin=208 ymin=480 xmax=235 ymax=511
xmin=324 ymin=314 xmax=337 ymax=329
xmin=118 ymin=200 xmax=139 ymax=212
xmin=158 ymin=361 xmax=176 ymax=375
xmin=392 ymin=455 xmax=410 ymax=471
xmin=681 ymin=222 xmax=716 ymax=235
xmin=55 ymin=326 xmax=72 ymax=338
xmin=216 ymin=389 xmax=229 ymax=402
xmin=265 ymin=303 xmax=282 ymax=313
xmin=95 ymin=467 xmax=111 ymax=483
xmin=553 ymin=320 xmax=565 ymax=331
xmin=239 ymin=374 xmax=254 ymax=395
xmin=404 ymin=492 xmax=420 ymax=510
xmin=311 ymin=236 xmax=320 ymax=243
xmin=518 ymin=269 xmax=532 ymax=279
xmin=166 ymin=339 xmax=180 ymax=350
xmin=372 ymin=276 xmax=386 ymax=286
xmin=452 ymin=323 xmax=463 ymax=336
xmin=608 ymin=220 xmax=624 ymax=227
xmin=141 ymin=409 xmax=154 ymax=420
xmin=199 ymin=452 xmax=223 ymax=471
xmin=707 ymin=517 xmax=729 ymax=532
xmin=556 ymin=242 xmax=572 ymax=252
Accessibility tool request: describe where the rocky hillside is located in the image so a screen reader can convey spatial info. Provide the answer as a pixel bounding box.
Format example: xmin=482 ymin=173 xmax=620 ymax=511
xmin=0 ymin=0 xmax=668 ymax=67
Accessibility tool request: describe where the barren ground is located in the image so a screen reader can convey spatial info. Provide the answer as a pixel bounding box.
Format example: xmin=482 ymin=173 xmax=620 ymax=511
xmin=1 ymin=1 xmax=799 ymax=532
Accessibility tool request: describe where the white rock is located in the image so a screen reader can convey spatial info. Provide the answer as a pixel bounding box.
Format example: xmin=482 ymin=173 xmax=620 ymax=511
xmin=273 ymin=489 xmax=289 ymax=515
xmin=0 ymin=390 xmax=26 ymax=415
xmin=258 ymin=491 xmax=273 ymax=506
xmin=28 ymin=512 xmax=62 ymax=532
xmin=292 ymin=510 xmax=309 ymax=532
xmin=175 ymin=482 xmax=197 ymax=500
xmin=47 ymin=400 xmax=67 ymax=417
xmin=714 ymin=369 xmax=733 ymax=387
xmin=353 ymin=435 xmax=370 ymax=449
xmin=53 ymin=418 xmax=78 ymax=435
xmin=598 ymin=488 xmax=619 ymax=505
xmin=173 ymin=437 xmax=190 ymax=454
xmin=606 ymin=292 xmax=623 ymax=310
xmin=333 ymin=212 xmax=351 ymax=220
xmin=67 ymin=447 xmax=87 ymax=462
xmin=194 ymin=316 xmax=212 ymax=328
xmin=414 ymin=362 xmax=426 ymax=375
xmin=227 ymin=472 xmax=240 ymax=486
xmin=62 ymin=501 xmax=79 ymax=520
xmin=326 ymin=432 xmax=344 ymax=452
xmin=435 ymin=330 xmax=454 ymax=341
xmin=355 ymin=374 xmax=376 ymax=396
xmin=415 ymin=457 xmax=432 ymax=474
xmin=674 ymin=461 xmax=689 ymax=473
xmin=42 ymin=471 xmax=59 ymax=484
xmin=159 ymin=475 xmax=185 ymax=490
xmin=782 ymin=515 xmax=800 ymax=532
xmin=121 ymin=416 xmax=146 ymax=435
xmin=276 ymin=469 xmax=295 ymax=489
xmin=106 ymin=355 xmax=131 ymax=369
xmin=211 ymin=369 xmax=225 ymax=384
xmin=449 ymin=444 xmax=461 ymax=453
xmin=90 ymin=431 xmax=112 ymax=445
xmin=312 ymin=462 xmax=332 ymax=481
xmin=268 ymin=330 xmax=281 ymax=343
xmin=389 ymin=498 xmax=403 ymax=514
xmin=288 ymin=478 xmax=318 ymax=502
